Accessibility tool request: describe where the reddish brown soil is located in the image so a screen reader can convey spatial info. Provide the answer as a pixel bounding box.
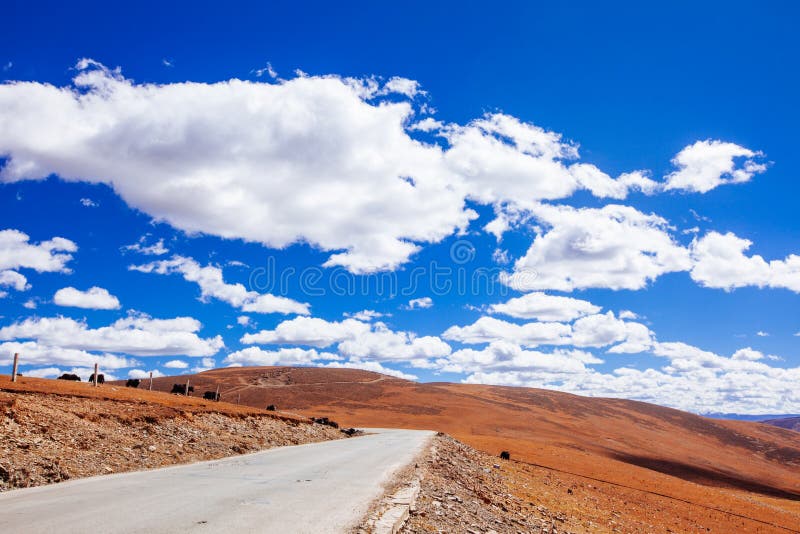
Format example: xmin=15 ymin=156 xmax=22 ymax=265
xmin=0 ymin=375 xmax=342 ymax=491
xmin=145 ymin=367 xmax=800 ymax=533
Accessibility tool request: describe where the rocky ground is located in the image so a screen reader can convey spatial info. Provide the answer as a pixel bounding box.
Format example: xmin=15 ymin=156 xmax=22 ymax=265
xmin=0 ymin=388 xmax=342 ymax=491
xmin=399 ymin=434 xmax=583 ymax=534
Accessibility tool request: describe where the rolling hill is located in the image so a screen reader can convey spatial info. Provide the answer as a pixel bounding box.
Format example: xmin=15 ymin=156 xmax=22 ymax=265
xmin=143 ymin=366 xmax=800 ymax=532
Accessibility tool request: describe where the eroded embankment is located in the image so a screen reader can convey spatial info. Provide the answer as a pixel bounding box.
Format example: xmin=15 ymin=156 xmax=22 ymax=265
xmin=0 ymin=387 xmax=342 ymax=491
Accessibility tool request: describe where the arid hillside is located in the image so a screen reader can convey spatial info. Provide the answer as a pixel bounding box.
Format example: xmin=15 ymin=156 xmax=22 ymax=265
xmin=0 ymin=374 xmax=342 ymax=491
xmin=146 ymin=366 xmax=800 ymax=533
xmin=763 ymin=416 xmax=800 ymax=433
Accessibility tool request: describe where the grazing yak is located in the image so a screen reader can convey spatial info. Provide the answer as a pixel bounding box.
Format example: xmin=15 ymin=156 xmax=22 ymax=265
xmin=311 ymin=417 xmax=339 ymax=429
xmin=126 ymin=379 xmax=140 ymax=388
xmin=266 ymin=404 xmax=277 ymax=411
xmin=203 ymin=391 xmax=220 ymax=401
xmin=57 ymin=373 xmax=81 ymax=381
xmin=89 ymin=373 xmax=105 ymax=384
xmin=170 ymin=383 xmax=195 ymax=395
xmin=500 ymin=451 xmax=510 ymax=460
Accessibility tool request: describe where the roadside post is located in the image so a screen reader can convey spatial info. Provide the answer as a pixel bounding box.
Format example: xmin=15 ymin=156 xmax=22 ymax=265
xmin=93 ymin=363 xmax=99 ymax=387
xmin=11 ymin=353 xmax=19 ymax=382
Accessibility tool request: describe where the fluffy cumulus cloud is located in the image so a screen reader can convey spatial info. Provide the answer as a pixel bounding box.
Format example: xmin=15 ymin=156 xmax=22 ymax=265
xmin=443 ymin=312 xmax=652 ymax=353
xmin=0 ymin=61 xmax=681 ymax=274
xmin=489 ymin=292 xmax=601 ymax=322
xmin=0 ymin=270 xmax=29 ymax=297
xmin=690 ymin=231 xmax=800 ymax=292
xmin=664 ymin=140 xmax=766 ymax=193
xmin=504 ymin=203 xmax=692 ymax=291
xmin=241 ymin=316 xmax=451 ymax=365
xmin=131 ymin=255 xmax=309 ymax=314
xmin=242 ymin=316 xmax=370 ymax=347
xmin=443 ymin=316 xmax=571 ymax=347
xmin=0 ymin=229 xmax=77 ymax=273
xmin=53 ymin=286 xmax=121 ymax=310
xmin=0 ymin=314 xmax=223 ymax=357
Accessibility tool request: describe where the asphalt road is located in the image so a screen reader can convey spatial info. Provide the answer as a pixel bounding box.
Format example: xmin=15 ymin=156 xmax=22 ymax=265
xmin=0 ymin=428 xmax=434 ymax=534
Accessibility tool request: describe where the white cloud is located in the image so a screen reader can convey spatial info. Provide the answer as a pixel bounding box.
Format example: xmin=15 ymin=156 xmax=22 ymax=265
xmin=690 ymin=231 xmax=800 ymax=292
xmin=504 ymin=203 xmax=692 ymax=291
xmin=131 ymin=255 xmax=309 ymax=314
xmin=164 ymin=359 xmax=189 ymax=369
xmin=53 ymin=286 xmax=121 ymax=310
xmin=440 ymin=341 xmax=602 ymax=376
xmin=443 ymin=312 xmax=653 ymax=354
xmin=0 ymin=314 xmax=223 ymax=357
xmin=443 ymin=316 xmax=571 ymax=347
xmin=344 ymin=309 xmax=387 ymax=321
xmin=665 ymin=140 xmax=766 ymax=193
xmin=337 ymin=322 xmax=451 ymax=361
xmin=242 ymin=316 xmax=370 ymax=347
xmin=80 ymin=197 xmax=98 ymax=207
xmin=0 ymin=62 xmax=679 ymax=274
xmin=756 ymin=331 xmax=769 ymax=337
xmin=253 ymin=62 xmax=278 ymax=79
xmin=489 ymin=292 xmax=601 ymax=322
xmin=236 ymin=315 xmax=251 ymax=327
xmin=123 ymin=236 xmax=169 ymax=256
xmin=618 ymin=310 xmax=639 ymax=320
xmin=0 ymin=270 xmax=29 ymax=292
xmin=223 ymin=347 xmax=339 ymax=366
xmin=0 ymin=340 xmax=138 ymax=369
xmin=380 ymin=77 xmax=423 ymax=98
xmin=0 ymin=229 xmax=76 ymax=273
xmin=405 ymin=296 xmax=433 ymax=309
xmin=22 ymin=298 xmax=36 ymax=309
xmin=128 ymin=368 xmax=164 ymax=379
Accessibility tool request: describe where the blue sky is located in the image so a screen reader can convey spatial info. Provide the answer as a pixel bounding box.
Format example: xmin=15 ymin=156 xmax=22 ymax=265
xmin=1 ymin=1 xmax=799 ymax=414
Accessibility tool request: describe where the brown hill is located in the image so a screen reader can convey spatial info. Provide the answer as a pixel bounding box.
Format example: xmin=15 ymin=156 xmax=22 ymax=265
xmin=764 ymin=416 xmax=800 ymax=433
xmin=143 ymin=366 xmax=800 ymax=533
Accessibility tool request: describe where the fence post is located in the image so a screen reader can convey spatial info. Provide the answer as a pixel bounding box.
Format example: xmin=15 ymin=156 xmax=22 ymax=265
xmin=11 ymin=353 xmax=19 ymax=382
xmin=94 ymin=363 xmax=99 ymax=387
xmin=185 ymin=378 xmax=190 ymax=396
xmin=215 ymin=385 xmax=220 ymax=401
xmin=149 ymin=371 xmax=153 ymax=391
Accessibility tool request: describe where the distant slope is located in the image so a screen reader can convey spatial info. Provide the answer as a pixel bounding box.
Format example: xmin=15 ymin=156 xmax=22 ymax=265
xmin=145 ymin=366 xmax=800 ymax=532
xmin=763 ymin=416 xmax=800 ymax=432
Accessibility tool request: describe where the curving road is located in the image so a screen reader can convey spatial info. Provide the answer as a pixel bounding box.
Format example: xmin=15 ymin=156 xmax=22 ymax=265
xmin=0 ymin=428 xmax=433 ymax=534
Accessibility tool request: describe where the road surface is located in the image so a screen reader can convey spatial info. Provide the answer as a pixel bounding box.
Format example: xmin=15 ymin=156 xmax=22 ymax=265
xmin=0 ymin=428 xmax=433 ymax=534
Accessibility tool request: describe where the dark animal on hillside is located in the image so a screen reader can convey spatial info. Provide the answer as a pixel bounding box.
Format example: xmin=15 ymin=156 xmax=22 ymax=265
xmin=266 ymin=404 xmax=277 ymax=411
xmin=170 ymin=384 xmax=195 ymax=395
xmin=126 ymin=379 xmax=140 ymax=388
xmin=203 ymin=391 xmax=220 ymax=401
xmin=341 ymin=428 xmax=361 ymax=436
xmin=311 ymin=417 xmax=339 ymax=429
xmin=500 ymin=451 xmax=510 ymax=460
xmin=89 ymin=373 xmax=105 ymax=384
xmin=57 ymin=373 xmax=81 ymax=381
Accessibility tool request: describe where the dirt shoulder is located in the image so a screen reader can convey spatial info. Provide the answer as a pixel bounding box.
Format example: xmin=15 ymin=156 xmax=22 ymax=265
xmin=398 ymin=434 xmax=578 ymax=534
xmin=0 ymin=376 xmax=343 ymax=491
